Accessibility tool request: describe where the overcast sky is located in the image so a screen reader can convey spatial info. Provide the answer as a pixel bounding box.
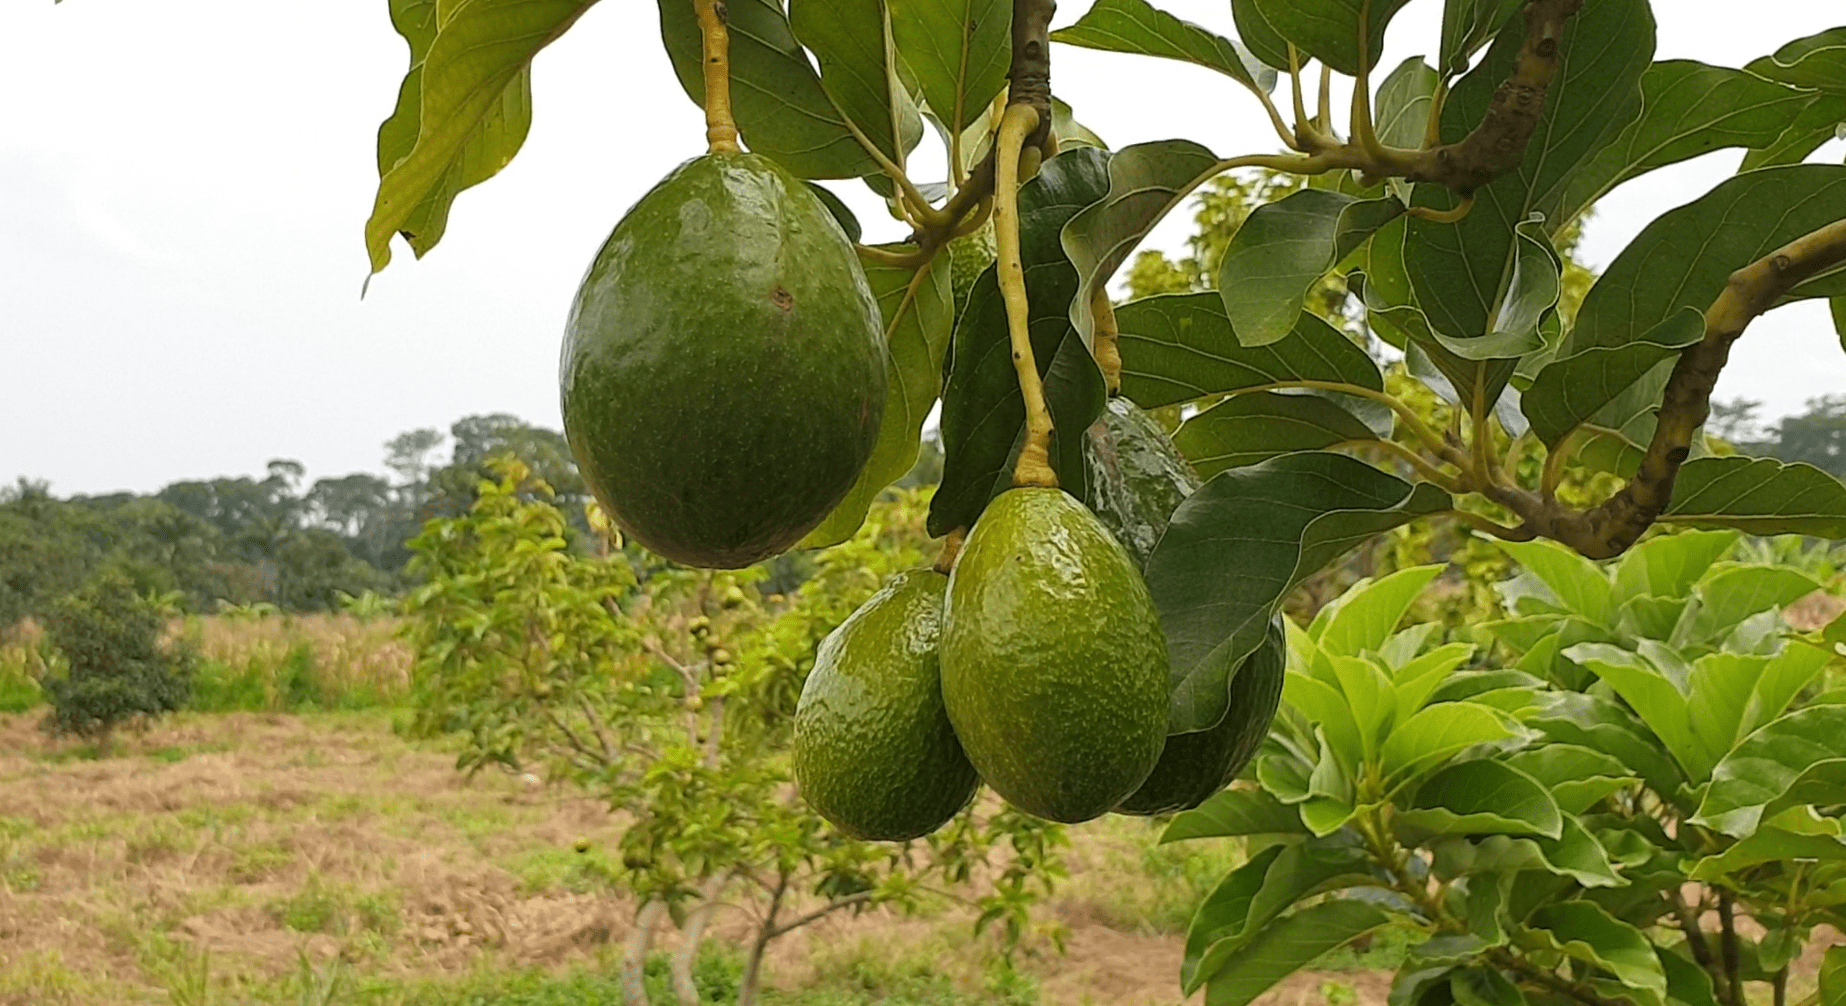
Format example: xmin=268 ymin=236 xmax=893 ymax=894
xmin=2 ymin=0 xmax=1840 ymax=497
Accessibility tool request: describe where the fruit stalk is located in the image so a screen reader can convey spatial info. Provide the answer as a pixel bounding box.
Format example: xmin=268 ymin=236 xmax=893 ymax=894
xmin=1091 ymin=287 xmax=1121 ymax=397
xmin=693 ymin=0 xmax=742 ymax=155
xmin=994 ymin=102 xmax=1057 ymax=488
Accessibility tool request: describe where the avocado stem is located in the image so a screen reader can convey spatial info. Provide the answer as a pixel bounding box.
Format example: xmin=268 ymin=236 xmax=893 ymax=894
xmin=694 ymin=0 xmax=742 ymax=155
xmin=994 ymin=102 xmax=1057 ymax=489
xmin=933 ymin=527 xmax=967 ymax=573
xmin=1090 ymin=287 xmax=1121 ymax=397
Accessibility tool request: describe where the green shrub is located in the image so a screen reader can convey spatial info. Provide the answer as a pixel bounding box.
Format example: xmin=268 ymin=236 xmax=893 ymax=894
xmin=39 ymin=570 xmax=193 ymax=749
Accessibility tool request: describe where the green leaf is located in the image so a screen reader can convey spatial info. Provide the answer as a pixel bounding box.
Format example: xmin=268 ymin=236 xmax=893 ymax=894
xmin=1609 ymin=529 xmax=1739 ymax=609
xmin=801 ymin=249 xmax=954 ymax=546
xmin=1740 ymin=92 xmax=1846 ymax=172
xmin=1554 ymin=60 xmax=1829 ymax=229
xmin=1174 ymin=392 xmax=1379 ymax=477
xmin=1396 ymin=759 xmax=1563 ymax=841
xmin=1570 ymin=164 xmax=1846 ymax=354
xmin=1568 ymin=642 xmax=1706 ymax=779
xmin=1687 ymin=826 xmax=1846 ymax=881
xmin=1431 ymin=814 xmax=1625 ymax=888
xmin=928 ymin=148 xmax=1112 ymax=537
xmin=1525 ymin=691 xmax=1685 ymax=803
xmin=1405 ymin=0 xmax=1652 ymax=342
xmin=1050 ymin=0 xmax=1276 ymax=94
xmin=1061 ymin=140 xmax=1225 ymax=345
xmin=1375 ymin=57 xmax=1442 ymax=150
xmin=1315 ymin=566 xmax=1447 ymax=657
xmin=656 ymin=0 xmax=878 ymax=179
xmin=889 ymin=0 xmax=1010 ymax=139
xmin=1489 ymin=539 xmax=1613 ymax=626
xmin=1162 ymin=786 xmax=1308 ymax=842
xmin=1285 ymin=672 xmax=1368 ymax=772
xmin=365 ymin=0 xmax=580 ymax=274
xmin=1380 ymin=703 xmax=1517 ymax=780
xmin=1693 ymin=704 xmax=1846 ymax=837
xmin=1521 ymin=308 xmax=1705 ymax=451
xmin=1427 ymin=218 xmax=1559 ymax=362
xmin=1450 ymin=966 xmax=1525 ymax=1006
xmin=1218 ymin=189 xmax=1404 ymax=348
xmin=1245 ymin=0 xmax=1413 ymax=76
xmin=1184 ymin=839 xmax=1377 ymax=992
xmin=1116 ymin=295 xmax=1383 ymax=409
xmin=1819 ymin=945 xmax=1846 ymax=1006
xmin=1503 ymin=743 xmax=1634 ymax=816
xmin=1749 ymin=26 xmax=1846 ymax=92
xmin=1197 ymin=900 xmax=1394 ymax=1005
xmin=1740 ymin=644 xmax=1832 ymax=739
xmin=789 ymin=0 xmax=922 ymax=163
xmin=1330 ymin=656 xmax=1398 ymax=761
xmin=1523 ymin=902 xmax=1666 ymax=998
xmin=1689 ymin=564 xmax=1824 ymax=642
xmin=1229 ymin=0 xmax=1289 ymax=72
xmin=1661 ymin=457 xmax=1846 ymax=538
xmin=1437 ymin=0 xmax=1521 ymax=78
xmin=1658 ymin=945 xmax=1721 ymax=1006
xmin=1147 ymin=452 xmax=1450 ymax=732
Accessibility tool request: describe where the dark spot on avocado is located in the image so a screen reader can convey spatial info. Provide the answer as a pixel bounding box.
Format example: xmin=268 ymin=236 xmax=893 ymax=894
xmin=772 ymin=286 xmax=795 ymax=312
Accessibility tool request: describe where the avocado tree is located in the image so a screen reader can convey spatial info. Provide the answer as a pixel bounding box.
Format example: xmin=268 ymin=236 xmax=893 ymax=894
xmin=367 ymin=0 xmax=1846 ymax=1001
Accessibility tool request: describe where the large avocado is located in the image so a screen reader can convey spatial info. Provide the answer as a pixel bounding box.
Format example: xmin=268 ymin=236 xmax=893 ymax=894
xmin=793 ymin=569 xmax=978 ymax=841
xmin=1083 ymin=398 xmax=1201 ymax=571
xmin=1115 ymin=617 xmax=1286 ymax=816
xmin=940 ymin=487 xmax=1169 ymax=823
xmin=560 ymin=153 xmax=887 ymax=568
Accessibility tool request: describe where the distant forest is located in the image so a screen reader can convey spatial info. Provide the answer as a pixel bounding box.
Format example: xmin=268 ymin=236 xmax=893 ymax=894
xmin=1 ymin=395 xmax=1834 ymax=626
xmin=0 ymin=413 xmax=946 ymax=626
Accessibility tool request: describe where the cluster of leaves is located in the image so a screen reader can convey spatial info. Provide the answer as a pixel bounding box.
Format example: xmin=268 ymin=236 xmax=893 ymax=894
xmin=399 ymin=463 xmax=1065 ymax=1005
xmin=1161 ymin=532 xmax=1846 ymax=1006
xmin=38 ymin=568 xmax=195 ymax=749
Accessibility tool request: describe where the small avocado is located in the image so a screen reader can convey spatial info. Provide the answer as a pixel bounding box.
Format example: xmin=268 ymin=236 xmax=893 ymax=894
xmin=560 ymin=152 xmax=888 ymax=568
xmin=1116 ymin=617 xmax=1286 ymax=816
xmin=1083 ymin=397 xmax=1201 ymax=571
xmin=794 ymin=569 xmax=977 ymax=841
xmin=940 ymin=487 xmax=1169 ymax=823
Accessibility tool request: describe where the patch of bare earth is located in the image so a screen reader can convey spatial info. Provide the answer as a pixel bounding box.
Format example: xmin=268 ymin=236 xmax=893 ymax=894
xmin=0 ymin=711 xmax=1376 ymax=1005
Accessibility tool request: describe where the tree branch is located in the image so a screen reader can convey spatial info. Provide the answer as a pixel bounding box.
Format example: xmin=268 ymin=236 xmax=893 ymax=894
xmin=766 ymin=889 xmax=878 ymax=940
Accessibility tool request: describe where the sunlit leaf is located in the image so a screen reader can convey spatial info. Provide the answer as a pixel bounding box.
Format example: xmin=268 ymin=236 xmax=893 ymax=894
xmin=1522 ymin=902 xmax=1666 ymax=998
xmin=1379 ymin=702 xmax=1517 ymax=780
xmin=1196 ymin=900 xmax=1394 ymax=1004
xmin=1162 ymin=786 xmax=1307 ymax=843
xmin=1693 ymin=703 xmax=1846 ymax=837
xmin=1395 ymin=759 xmax=1562 ymax=841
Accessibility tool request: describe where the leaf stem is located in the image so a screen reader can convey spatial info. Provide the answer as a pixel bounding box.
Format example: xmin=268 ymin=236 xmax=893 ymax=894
xmin=995 ymin=103 xmax=1057 ymax=489
xmin=1091 ymin=287 xmax=1122 ymax=395
xmin=1720 ymin=889 xmax=1745 ymax=1006
xmin=934 ymin=527 xmax=967 ymax=573
xmin=693 ymin=0 xmax=741 ymax=155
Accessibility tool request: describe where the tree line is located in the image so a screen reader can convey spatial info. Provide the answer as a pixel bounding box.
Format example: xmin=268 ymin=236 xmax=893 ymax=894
xmin=0 ymin=414 xmax=586 ymax=625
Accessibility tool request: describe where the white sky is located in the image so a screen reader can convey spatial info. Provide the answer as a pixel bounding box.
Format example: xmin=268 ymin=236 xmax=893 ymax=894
xmin=2 ymin=0 xmax=1841 ymax=496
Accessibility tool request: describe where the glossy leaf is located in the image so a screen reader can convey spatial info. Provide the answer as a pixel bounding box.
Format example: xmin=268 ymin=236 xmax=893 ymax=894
xmin=1521 ymin=308 xmax=1704 ymax=450
xmin=1523 ymin=902 xmax=1666 ymax=998
xmin=1526 ymin=691 xmax=1684 ymax=803
xmin=1570 ymin=164 xmax=1846 ymax=354
xmin=1405 ymin=0 xmax=1652 ymax=343
xmin=801 ymin=249 xmax=954 ymax=546
xmin=1314 ymin=566 xmax=1446 ymax=658
xmin=1147 ymin=452 xmax=1450 ymax=732
xmin=1285 ymin=672 xmax=1367 ymax=773
xmin=1554 ymin=60 xmax=1827 ymax=229
xmin=1174 ymin=392 xmax=1378 ymax=477
xmin=1687 ymin=826 xmax=1846 ymax=881
xmin=1396 ymin=759 xmax=1562 ymax=841
xmin=889 ymin=0 xmax=1010 ymax=139
xmin=1504 ymin=743 xmax=1634 ymax=816
xmin=1693 ymin=703 xmax=1846 ymax=837
xmin=789 ymin=0 xmax=922 ymax=163
xmin=366 ymin=0 xmax=578 ymax=273
xmin=1430 ymin=813 xmax=1624 ymax=887
xmin=1162 ymin=786 xmax=1308 ymax=842
xmin=1690 ymin=564 xmax=1824 ymax=641
xmin=1183 ymin=839 xmax=1376 ymax=992
xmin=1609 ymin=529 xmax=1738 ymax=609
xmin=656 ymin=0 xmax=878 ymax=179
xmin=1061 ymin=140 xmax=1224 ymax=345
xmin=928 ymin=148 xmax=1112 ymax=537
xmin=1197 ymin=900 xmax=1394 ymax=1005
xmin=1218 ymin=189 xmax=1404 ymax=348
xmin=1245 ymin=0 xmax=1413 ymax=76
xmin=1379 ymin=702 xmax=1517 ymax=780
xmin=1661 ymin=457 xmax=1846 ymax=539
xmin=1116 ymin=295 xmax=1383 ymax=409
xmin=1489 ymin=539 xmax=1612 ymax=626
xmin=1568 ymin=643 xmax=1707 ymax=780
xmin=1050 ymin=0 xmax=1275 ymax=94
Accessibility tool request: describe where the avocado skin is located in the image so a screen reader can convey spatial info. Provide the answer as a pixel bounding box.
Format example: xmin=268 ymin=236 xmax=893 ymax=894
xmin=1115 ymin=617 xmax=1286 ymax=816
xmin=794 ymin=569 xmax=978 ymax=841
xmin=560 ymin=153 xmax=887 ymax=568
xmin=940 ymin=487 xmax=1169 ymax=823
xmin=1084 ymin=398 xmax=1201 ymax=571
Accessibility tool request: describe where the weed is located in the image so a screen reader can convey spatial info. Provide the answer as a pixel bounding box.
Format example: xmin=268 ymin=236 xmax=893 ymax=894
xmin=276 ymin=875 xmax=345 ymax=934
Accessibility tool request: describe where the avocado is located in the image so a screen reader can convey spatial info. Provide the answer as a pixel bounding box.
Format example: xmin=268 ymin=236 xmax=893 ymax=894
xmin=794 ymin=569 xmax=977 ymax=841
xmin=940 ymin=487 xmax=1170 ymax=823
xmin=1115 ymin=616 xmax=1286 ymax=815
xmin=560 ymin=153 xmax=888 ymax=568
xmin=1083 ymin=397 xmax=1201 ymax=571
